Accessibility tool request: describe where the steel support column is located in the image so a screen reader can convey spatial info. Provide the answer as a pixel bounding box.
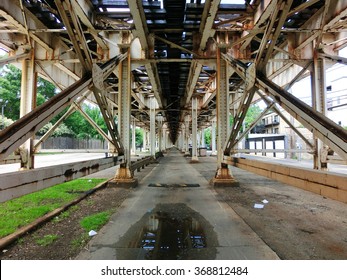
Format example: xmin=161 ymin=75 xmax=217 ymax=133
xmin=131 ymin=118 xmax=136 ymax=155
xmin=311 ymin=56 xmax=327 ymax=170
xmin=212 ymin=49 xmax=238 ymax=187
xmin=143 ymin=128 xmax=147 ymax=152
xmin=111 ymin=51 xmax=137 ymax=187
xmin=211 ymin=119 xmax=217 ymax=155
xmin=181 ymin=123 xmax=186 ymax=152
xmin=184 ymin=115 xmax=190 ymax=156
xmin=19 ymin=56 xmax=35 ymax=170
xmin=191 ymin=97 xmax=199 ymax=162
xmin=201 ymin=128 xmax=205 ymax=147
xmin=162 ymin=127 xmax=167 ymax=152
xmin=150 ymin=97 xmax=156 ymax=157
xmin=157 ymin=116 xmax=163 ymax=152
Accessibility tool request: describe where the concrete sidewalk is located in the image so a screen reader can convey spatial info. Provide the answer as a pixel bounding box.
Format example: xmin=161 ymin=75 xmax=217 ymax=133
xmin=77 ymin=148 xmax=279 ymax=260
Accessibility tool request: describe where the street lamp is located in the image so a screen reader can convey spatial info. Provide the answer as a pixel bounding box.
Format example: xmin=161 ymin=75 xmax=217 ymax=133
xmin=0 ymin=98 xmax=9 ymax=130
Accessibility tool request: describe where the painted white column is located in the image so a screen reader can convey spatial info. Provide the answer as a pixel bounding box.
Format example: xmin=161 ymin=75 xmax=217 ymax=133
xmin=143 ymin=128 xmax=147 ymax=152
xmin=157 ymin=116 xmax=163 ymax=152
xmin=211 ymin=119 xmax=217 ymax=155
xmin=211 ymin=48 xmax=237 ymax=186
xmin=150 ymin=98 xmax=156 ymax=157
xmin=184 ymin=115 xmax=190 ymax=155
xmin=131 ymin=118 xmax=136 ymax=155
xmin=118 ymin=52 xmax=131 ymax=167
xmin=113 ymin=49 xmax=137 ymax=186
xmin=191 ymin=97 xmax=199 ymax=162
xmin=217 ymin=50 xmax=230 ymax=166
xmin=20 ymin=57 xmax=35 ymax=170
xmin=311 ymin=56 xmax=327 ymax=170
xmin=181 ymin=124 xmax=186 ymax=152
xmin=201 ymin=128 xmax=205 ymax=147
xmin=162 ymin=128 xmax=168 ymax=151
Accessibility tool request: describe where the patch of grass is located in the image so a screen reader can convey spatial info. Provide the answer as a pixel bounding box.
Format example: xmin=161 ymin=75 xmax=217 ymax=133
xmin=52 ymin=210 xmax=71 ymax=223
xmin=35 ymin=234 xmax=59 ymax=246
xmin=71 ymin=234 xmax=89 ymax=250
xmin=0 ymin=178 xmax=106 ymax=238
xmin=80 ymin=211 xmax=111 ymax=232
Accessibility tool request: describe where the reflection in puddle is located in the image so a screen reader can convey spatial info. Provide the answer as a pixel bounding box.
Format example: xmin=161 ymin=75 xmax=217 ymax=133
xmin=138 ymin=211 xmax=206 ymax=259
xmin=116 ymin=203 xmax=218 ymax=260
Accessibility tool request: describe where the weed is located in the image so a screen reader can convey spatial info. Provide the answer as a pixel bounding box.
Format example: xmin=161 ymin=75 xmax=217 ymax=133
xmin=71 ymin=234 xmax=89 ymax=250
xmin=35 ymin=234 xmax=59 ymax=246
xmin=80 ymin=211 xmax=111 ymax=232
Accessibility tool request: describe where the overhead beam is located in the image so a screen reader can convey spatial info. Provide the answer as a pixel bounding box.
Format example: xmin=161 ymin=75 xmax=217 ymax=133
xmin=256 ymin=0 xmax=293 ymax=72
xmin=153 ymin=34 xmax=200 ymax=57
xmin=183 ymin=0 xmax=221 ymax=107
xmin=54 ymin=0 xmax=91 ymax=71
xmin=127 ymin=0 xmax=163 ymax=108
xmin=70 ymin=0 xmax=108 ymax=51
xmin=0 ymin=52 xmax=30 ymax=67
xmin=199 ymin=0 xmax=221 ymax=51
xmin=318 ymin=52 xmax=347 ymax=66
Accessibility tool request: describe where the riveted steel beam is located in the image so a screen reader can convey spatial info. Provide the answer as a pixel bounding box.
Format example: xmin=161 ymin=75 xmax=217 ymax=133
xmin=127 ymin=0 xmax=163 ymax=108
xmin=54 ymin=0 xmax=92 ymax=71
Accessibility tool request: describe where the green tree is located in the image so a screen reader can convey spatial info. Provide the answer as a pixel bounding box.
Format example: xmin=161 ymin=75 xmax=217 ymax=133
xmin=37 ymin=77 xmax=56 ymax=100
xmin=204 ymin=127 xmax=211 ymax=146
xmin=0 ymin=65 xmax=57 ymax=119
xmin=244 ymin=104 xmax=262 ymax=129
xmin=62 ymin=104 xmax=108 ymax=140
xmin=0 ymin=65 xmax=21 ymax=120
xmin=37 ymin=122 xmax=75 ymax=137
xmin=135 ymin=128 xmax=143 ymax=147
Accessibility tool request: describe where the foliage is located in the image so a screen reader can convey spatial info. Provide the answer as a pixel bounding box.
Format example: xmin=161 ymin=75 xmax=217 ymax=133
xmin=0 ymin=65 xmax=21 ymax=120
xmin=244 ymin=104 xmax=262 ymax=129
xmin=37 ymin=122 xmax=76 ymax=138
xmin=80 ymin=211 xmax=111 ymax=232
xmin=135 ymin=127 xmax=143 ymax=147
xmin=204 ymin=127 xmax=211 ymax=146
xmin=71 ymin=234 xmax=89 ymax=250
xmin=0 ymin=178 xmax=106 ymax=238
xmin=37 ymin=77 xmax=57 ymax=100
xmin=62 ymin=105 xmax=108 ymax=140
xmin=0 ymin=116 xmax=14 ymax=129
xmin=0 ymin=65 xmax=57 ymax=120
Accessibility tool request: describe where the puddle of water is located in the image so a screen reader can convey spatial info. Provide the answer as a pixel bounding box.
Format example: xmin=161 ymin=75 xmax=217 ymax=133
xmin=115 ymin=203 xmax=218 ymax=260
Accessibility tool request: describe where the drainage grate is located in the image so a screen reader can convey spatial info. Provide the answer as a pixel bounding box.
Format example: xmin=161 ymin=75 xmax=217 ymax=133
xmin=148 ymin=183 xmax=200 ymax=188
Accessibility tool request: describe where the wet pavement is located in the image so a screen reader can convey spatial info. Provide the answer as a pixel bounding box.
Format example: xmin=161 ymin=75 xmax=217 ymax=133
xmin=76 ymin=148 xmax=279 ymax=260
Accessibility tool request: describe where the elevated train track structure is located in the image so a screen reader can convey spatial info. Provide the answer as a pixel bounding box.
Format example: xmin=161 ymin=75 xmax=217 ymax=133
xmin=0 ymin=0 xmax=347 ymax=201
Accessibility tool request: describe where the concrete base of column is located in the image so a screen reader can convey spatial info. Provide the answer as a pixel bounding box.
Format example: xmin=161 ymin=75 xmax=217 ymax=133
xmin=190 ymin=156 xmax=199 ymax=163
xmin=210 ymin=151 xmax=217 ymax=157
xmin=211 ymin=166 xmax=239 ymax=187
xmin=108 ymin=166 xmax=138 ymax=188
